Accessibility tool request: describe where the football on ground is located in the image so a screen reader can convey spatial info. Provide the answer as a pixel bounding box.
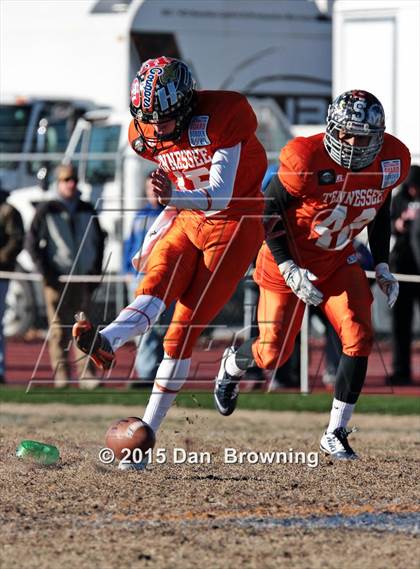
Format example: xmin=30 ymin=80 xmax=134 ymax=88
xmin=105 ymin=417 xmax=155 ymax=460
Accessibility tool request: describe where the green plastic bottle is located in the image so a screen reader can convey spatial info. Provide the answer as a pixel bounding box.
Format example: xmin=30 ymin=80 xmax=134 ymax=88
xmin=16 ymin=440 xmax=60 ymax=465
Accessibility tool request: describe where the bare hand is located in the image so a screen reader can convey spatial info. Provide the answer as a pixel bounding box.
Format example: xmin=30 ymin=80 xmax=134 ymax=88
xmin=394 ymin=218 xmax=407 ymax=233
xmin=151 ymin=169 xmax=172 ymax=206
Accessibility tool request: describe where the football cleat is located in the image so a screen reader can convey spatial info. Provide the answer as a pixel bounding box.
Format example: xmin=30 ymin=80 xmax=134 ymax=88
xmin=214 ymin=347 xmax=240 ymax=416
xmin=320 ymin=427 xmax=358 ymax=460
xmin=72 ymin=312 xmax=115 ymax=370
xmin=118 ymin=457 xmax=148 ymax=471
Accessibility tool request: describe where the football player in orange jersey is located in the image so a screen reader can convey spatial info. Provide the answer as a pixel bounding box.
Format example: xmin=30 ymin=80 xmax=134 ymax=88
xmin=214 ymin=90 xmax=411 ymax=459
xmin=73 ymin=57 xmax=266 ymax=468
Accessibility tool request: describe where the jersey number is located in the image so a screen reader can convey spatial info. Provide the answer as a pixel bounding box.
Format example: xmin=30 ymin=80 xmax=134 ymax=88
xmin=172 ymin=167 xmax=210 ymax=190
xmin=313 ymin=205 xmax=376 ymax=250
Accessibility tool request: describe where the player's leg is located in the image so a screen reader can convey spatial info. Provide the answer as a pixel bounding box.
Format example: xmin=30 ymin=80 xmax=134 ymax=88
xmin=319 ymin=262 xmax=374 ymax=459
xmin=214 ymin=286 xmax=305 ymax=414
xmin=142 ymin=215 xmax=264 ymax=433
xmin=73 ymin=220 xmax=199 ymax=369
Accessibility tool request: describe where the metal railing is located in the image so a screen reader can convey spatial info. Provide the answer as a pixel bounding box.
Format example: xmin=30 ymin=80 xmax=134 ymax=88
xmin=1 ymin=269 xmax=419 ymax=393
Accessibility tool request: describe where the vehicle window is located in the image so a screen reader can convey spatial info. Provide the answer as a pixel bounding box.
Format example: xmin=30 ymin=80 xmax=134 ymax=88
xmin=0 ymin=104 xmax=32 ymax=170
xmin=85 ymin=124 xmax=120 ymax=185
xmin=26 ymin=102 xmax=87 ymax=175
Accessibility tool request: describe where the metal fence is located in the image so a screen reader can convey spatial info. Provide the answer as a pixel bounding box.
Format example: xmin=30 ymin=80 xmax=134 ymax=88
xmin=1 ymin=269 xmax=419 ymax=393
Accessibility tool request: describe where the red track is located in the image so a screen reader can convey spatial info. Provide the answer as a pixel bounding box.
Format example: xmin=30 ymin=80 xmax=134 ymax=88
xmin=4 ymin=337 xmax=420 ymax=396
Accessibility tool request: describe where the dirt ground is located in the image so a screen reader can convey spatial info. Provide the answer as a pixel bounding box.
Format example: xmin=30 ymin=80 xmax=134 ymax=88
xmin=0 ymin=403 xmax=419 ymax=569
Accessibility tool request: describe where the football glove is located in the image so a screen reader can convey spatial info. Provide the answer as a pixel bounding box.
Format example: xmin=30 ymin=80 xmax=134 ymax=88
xmin=279 ymin=260 xmax=324 ymax=306
xmin=375 ymin=262 xmax=399 ymax=308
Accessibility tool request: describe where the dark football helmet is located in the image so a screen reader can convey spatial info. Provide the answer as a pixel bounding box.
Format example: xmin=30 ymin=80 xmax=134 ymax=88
xmin=324 ymin=90 xmax=385 ymax=170
xmin=130 ymin=56 xmax=195 ymax=143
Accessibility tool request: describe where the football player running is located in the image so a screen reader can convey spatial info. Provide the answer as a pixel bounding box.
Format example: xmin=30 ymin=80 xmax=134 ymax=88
xmin=214 ymin=90 xmax=411 ymax=460
xmin=73 ymin=57 xmax=266 ymax=468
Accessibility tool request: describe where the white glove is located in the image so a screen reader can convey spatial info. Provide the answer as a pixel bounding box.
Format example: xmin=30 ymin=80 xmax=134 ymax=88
xmin=279 ymin=260 xmax=324 ymax=306
xmin=375 ymin=262 xmax=399 ymax=308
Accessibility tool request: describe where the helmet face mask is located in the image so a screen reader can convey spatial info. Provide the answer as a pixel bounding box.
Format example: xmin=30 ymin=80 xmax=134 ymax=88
xmin=130 ymin=57 xmax=195 ymax=145
xmin=324 ymin=90 xmax=385 ymax=170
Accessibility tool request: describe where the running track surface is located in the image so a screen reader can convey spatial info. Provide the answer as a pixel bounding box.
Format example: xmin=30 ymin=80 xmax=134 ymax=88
xmin=4 ymin=337 xmax=420 ymax=396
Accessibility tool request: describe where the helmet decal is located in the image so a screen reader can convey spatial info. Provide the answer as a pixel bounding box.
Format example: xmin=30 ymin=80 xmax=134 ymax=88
xmin=367 ymin=104 xmax=385 ymax=127
xmin=142 ymin=67 xmax=163 ymax=113
xmin=157 ymin=82 xmax=178 ymax=112
xmin=130 ymin=77 xmax=140 ymax=108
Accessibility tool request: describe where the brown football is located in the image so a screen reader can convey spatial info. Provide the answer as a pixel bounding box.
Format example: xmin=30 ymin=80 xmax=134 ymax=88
xmin=105 ymin=417 xmax=155 ymax=461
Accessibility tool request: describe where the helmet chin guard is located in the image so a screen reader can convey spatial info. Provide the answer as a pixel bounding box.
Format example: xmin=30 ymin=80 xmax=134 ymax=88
xmin=324 ymin=90 xmax=385 ymax=170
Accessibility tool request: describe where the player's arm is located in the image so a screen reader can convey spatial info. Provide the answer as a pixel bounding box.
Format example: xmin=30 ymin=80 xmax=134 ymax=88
xmin=264 ymin=174 xmax=295 ymax=263
xmin=264 ymin=175 xmax=323 ymax=306
xmin=368 ymin=193 xmax=399 ymax=308
xmin=153 ymin=144 xmax=241 ymax=211
xmin=155 ymin=94 xmax=258 ymax=211
xmin=367 ymin=193 xmax=391 ymax=265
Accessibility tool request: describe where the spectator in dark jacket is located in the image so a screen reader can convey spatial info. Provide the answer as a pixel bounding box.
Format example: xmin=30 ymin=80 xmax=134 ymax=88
xmin=389 ymin=164 xmax=420 ymax=385
xmin=26 ymin=164 xmax=105 ymax=388
xmin=0 ymin=188 xmax=24 ymax=383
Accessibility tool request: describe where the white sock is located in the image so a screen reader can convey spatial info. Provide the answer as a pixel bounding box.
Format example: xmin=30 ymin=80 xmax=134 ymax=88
xmin=142 ymin=354 xmax=191 ymax=433
xmin=101 ymin=295 xmax=165 ymax=351
xmin=225 ymin=352 xmax=244 ymax=377
xmin=327 ymin=398 xmax=355 ymax=433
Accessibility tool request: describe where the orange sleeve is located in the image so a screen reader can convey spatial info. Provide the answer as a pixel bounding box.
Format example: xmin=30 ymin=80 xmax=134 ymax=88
xmin=214 ymin=94 xmax=258 ymax=148
xmin=278 ymin=137 xmax=318 ymax=198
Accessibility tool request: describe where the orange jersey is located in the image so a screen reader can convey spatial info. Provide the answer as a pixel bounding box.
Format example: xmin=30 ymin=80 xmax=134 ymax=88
xmin=255 ymin=132 xmax=411 ymax=291
xmin=128 ymin=90 xmax=267 ymax=218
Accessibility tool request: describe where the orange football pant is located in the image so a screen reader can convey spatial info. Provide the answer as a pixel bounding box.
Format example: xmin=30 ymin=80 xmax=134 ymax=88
xmin=252 ymin=262 xmax=374 ymax=369
xmin=137 ymin=211 xmax=264 ymax=359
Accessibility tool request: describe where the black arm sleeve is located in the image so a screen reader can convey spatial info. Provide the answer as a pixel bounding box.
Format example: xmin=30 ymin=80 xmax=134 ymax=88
xmin=264 ymin=174 xmax=297 ymax=264
xmin=367 ymin=192 xmax=392 ymax=266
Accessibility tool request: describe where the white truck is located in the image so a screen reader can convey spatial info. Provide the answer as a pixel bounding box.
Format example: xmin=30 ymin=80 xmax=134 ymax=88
xmin=333 ymin=0 xmax=420 ymax=164
xmin=0 ymin=97 xmax=96 ymax=191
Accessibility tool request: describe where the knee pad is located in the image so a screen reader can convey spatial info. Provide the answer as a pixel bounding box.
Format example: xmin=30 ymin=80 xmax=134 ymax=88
xmin=253 ymin=339 xmax=294 ymax=370
xmin=342 ymin=331 xmax=373 ymax=357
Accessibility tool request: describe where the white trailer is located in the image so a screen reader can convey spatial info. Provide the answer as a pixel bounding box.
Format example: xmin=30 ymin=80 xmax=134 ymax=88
xmin=333 ymin=0 xmax=420 ymax=163
xmin=1 ymin=0 xmax=332 ymax=126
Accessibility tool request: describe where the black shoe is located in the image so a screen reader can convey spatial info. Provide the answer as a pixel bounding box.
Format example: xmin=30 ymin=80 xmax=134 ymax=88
xmin=320 ymin=427 xmax=358 ymax=460
xmin=72 ymin=312 xmax=115 ymax=370
xmin=214 ymin=347 xmax=240 ymax=416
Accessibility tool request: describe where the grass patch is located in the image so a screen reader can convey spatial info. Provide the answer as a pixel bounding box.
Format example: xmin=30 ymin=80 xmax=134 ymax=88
xmin=0 ymin=387 xmax=418 ymax=415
